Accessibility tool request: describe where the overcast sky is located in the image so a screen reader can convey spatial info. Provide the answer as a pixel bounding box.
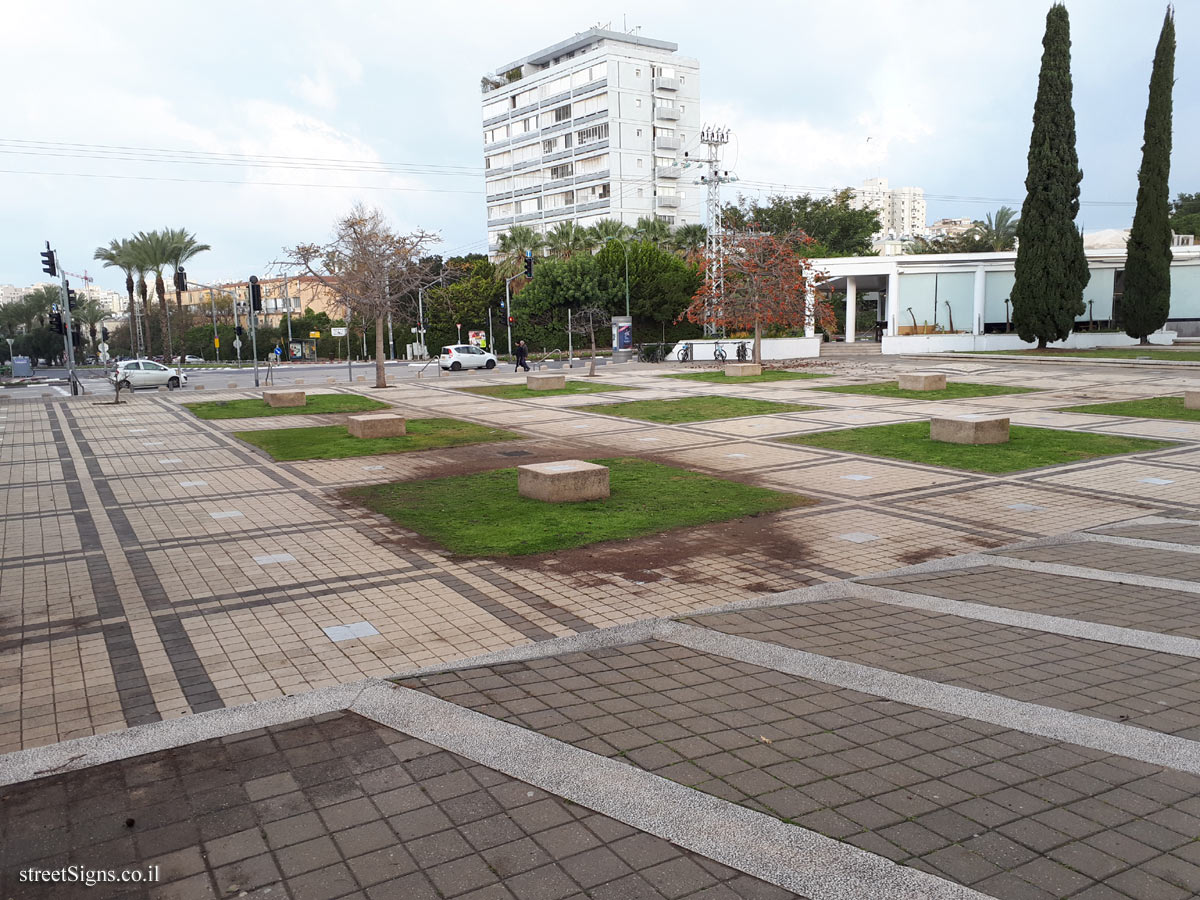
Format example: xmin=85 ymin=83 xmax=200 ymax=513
xmin=0 ymin=0 xmax=1193 ymax=293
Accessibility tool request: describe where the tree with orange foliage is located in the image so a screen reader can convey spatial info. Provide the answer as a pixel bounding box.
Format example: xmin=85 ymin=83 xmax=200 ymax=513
xmin=681 ymin=229 xmax=833 ymax=364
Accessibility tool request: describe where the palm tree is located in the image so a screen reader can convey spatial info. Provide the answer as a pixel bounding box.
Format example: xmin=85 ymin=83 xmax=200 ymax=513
xmin=632 ymin=216 xmax=672 ymax=247
xmin=585 ymin=219 xmax=632 ymax=249
xmin=21 ymin=285 xmax=60 ymax=329
xmin=544 ymin=222 xmax=591 ymax=259
xmin=94 ymin=238 xmax=140 ymax=357
xmin=73 ymin=296 xmax=107 ymax=355
xmin=131 ymin=230 xmax=177 ymax=363
xmin=972 ymin=206 xmax=1020 ymax=251
xmin=672 ymin=223 xmax=708 ymax=260
xmin=495 ymin=225 xmax=544 ymax=277
xmin=162 ymin=227 xmax=211 ymax=315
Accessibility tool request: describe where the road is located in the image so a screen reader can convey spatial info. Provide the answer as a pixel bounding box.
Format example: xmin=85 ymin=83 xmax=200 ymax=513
xmin=1 ymin=356 xmax=625 ymax=400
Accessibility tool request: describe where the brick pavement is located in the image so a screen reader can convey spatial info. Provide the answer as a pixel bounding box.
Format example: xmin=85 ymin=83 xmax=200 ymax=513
xmin=7 ymin=358 xmax=1200 ymax=896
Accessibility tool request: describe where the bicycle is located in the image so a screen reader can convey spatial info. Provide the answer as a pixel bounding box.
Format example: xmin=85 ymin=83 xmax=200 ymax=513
xmin=736 ymin=341 xmax=749 ymax=361
xmin=677 ymin=342 xmax=693 ymax=362
xmin=712 ymin=340 xmax=727 ymax=362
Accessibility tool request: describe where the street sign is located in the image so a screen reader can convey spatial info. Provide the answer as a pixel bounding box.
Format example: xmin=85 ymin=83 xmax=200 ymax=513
xmin=233 ymin=338 xmax=243 ymax=350
xmin=97 ymin=342 xmax=109 ymax=352
xmin=308 ymin=331 xmax=321 ymax=339
xmin=331 ymin=326 xmax=348 ymax=337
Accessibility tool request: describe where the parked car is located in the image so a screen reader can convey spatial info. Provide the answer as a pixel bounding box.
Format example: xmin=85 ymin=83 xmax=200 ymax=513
xmin=439 ymin=344 xmax=498 ymax=371
xmin=108 ymin=359 xmax=187 ymax=391
xmin=183 ymin=355 xmax=206 ymax=364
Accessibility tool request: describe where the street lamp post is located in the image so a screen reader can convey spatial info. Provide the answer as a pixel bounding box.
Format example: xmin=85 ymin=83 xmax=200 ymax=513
xmin=604 ymin=237 xmax=630 ymax=318
xmin=605 ymin=237 xmax=632 ymax=363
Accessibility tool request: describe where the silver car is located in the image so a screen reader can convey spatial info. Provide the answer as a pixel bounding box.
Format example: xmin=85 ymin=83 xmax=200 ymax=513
xmin=108 ymin=359 xmax=188 ymax=391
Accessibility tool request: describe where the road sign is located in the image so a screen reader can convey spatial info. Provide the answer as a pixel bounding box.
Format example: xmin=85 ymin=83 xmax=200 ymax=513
xmin=233 ymin=338 xmax=243 ymax=349
xmin=331 ymin=326 xmax=348 ymax=337
xmin=213 ymin=337 xmax=220 ymax=349
xmin=308 ymin=331 xmax=321 ymax=339
xmin=97 ymin=342 xmax=109 ymax=352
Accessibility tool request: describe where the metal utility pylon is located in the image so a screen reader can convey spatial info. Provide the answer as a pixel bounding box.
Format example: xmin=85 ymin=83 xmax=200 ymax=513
xmin=698 ymin=125 xmax=734 ymax=336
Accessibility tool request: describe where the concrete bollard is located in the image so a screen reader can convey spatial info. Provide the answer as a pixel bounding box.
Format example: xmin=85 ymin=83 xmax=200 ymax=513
xmin=518 ymin=461 xmax=610 ymax=502
xmin=293 ymin=378 xmax=305 ymax=385
xmin=1185 ymin=391 xmax=1200 ymax=410
xmin=898 ymin=372 xmax=947 ymax=391
xmin=194 ymin=384 xmax=206 ymax=390
xmin=226 ymin=381 xmax=239 ymax=389
xmin=347 ymin=414 xmax=406 ymax=438
xmin=527 ymin=373 xmax=566 ymax=391
xmin=725 ymin=363 xmax=762 ymax=377
xmin=930 ymin=415 xmax=1010 ymax=445
xmin=263 ymin=389 xmax=306 ymax=408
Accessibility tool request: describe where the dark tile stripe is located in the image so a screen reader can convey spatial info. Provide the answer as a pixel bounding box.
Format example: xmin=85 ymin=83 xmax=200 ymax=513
xmin=46 ymin=406 xmax=161 ymax=725
xmin=58 ymin=406 xmax=220 ymax=717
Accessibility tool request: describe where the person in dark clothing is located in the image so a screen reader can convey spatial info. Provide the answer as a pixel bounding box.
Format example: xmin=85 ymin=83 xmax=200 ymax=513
xmin=514 ymin=340 xmax=530 ymax=372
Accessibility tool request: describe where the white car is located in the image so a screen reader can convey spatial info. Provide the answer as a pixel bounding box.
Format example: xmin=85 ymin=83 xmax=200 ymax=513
xmin=440 ymin=344 xmax=498 ymax=371
xmin=108 ymin=359 xmax=188 ymax=391
xmin=183 ymin=355 xmax=206 ymax=364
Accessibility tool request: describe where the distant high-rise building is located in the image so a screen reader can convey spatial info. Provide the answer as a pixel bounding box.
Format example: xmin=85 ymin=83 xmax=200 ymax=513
xmin=850 ymin=177 xmax=928 ymax=240
xmin=480 ymin=27 xmax=700 ymax=254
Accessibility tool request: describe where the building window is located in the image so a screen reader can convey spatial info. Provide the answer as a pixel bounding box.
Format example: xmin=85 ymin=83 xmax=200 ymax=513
xmin=636 ymin=128 xmax=642 ymax=137
xmin=636 ymin=158 xmax=643 ymax=168
xmin=553 ymin=104 xmax=571 ymax=122
xmin=637 ymin=188 xmax=643 ymax=198
xmin=599 ymin=183 xmax=610 ymax=199
xmin=549 ymin=163 xmax=573 ymax=180
xmin=635 ymin=68 xmax=641 ymax=77
xmin=635 ymin=98 xmax=641 ymax=108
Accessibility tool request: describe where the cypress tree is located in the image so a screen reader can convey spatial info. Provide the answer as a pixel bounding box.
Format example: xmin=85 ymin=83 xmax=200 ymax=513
xmin=1011 ymin=4 xmax=1089 ymax=348
xmin=1123 ymin=7 xmax=1175 ymax=344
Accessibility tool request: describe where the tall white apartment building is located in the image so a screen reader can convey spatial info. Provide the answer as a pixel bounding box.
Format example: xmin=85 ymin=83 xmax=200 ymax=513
xmin=481 ymin=28 xmax=700 ymax=253
xmin=849 ymin=177 xmax=928 ymax=240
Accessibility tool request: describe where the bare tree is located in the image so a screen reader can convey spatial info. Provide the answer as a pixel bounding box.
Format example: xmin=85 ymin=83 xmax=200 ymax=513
xmin=285 ymin=204 xmax=440 ymax=387
xmin=567 ymin=306 xmax=612 ymax=377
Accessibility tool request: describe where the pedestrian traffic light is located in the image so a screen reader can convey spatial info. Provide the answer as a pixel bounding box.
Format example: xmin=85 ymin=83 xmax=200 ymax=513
xmin=50 ymin=312 xmax=63 ymax=334
xmin=101 ymin=326 xmax=109 ymax=343
xmin=508 ymin=315 xmax=515 ymax=325
xmin=40 ymin=246 xmax=56 ymax=277
xmin=524 ymin=253 xmax=534 ymax=279
xmin=235 ymin=325 xmax=244 ymax=338
xmin=249 ymin=276 xmax=262 ymax=312
xmin=174 ymin=267 xmax=187 ymax=292
xmin=66 ymin=287 xmax=77 ymax=311
xmin=499 ymin=300 xmax=505 ymax=310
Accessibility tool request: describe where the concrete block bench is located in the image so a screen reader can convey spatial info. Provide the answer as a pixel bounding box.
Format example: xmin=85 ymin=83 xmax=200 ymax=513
xmin=347 ymin=414 xmax=406 ymax=439
xmin=725 ymin=363 xmax=762 ymax=377
xmin=527 ymin=373 xmax=566 ymax=391
xmin=226 ymin=381 xmax=239 ymax=389
xmin=263 ymin=389 xmax=305 ymax=408
xmin=898 ymin=372 xmax=947 ymax=391
xmin=1186 ymin=391 xmax=1200 ymax=410
xmin=931 ymin=415 xmax=1010 ymax=445
xmin=518 ymin=460 xmax=610 ymax=503
xmin=193 ymin=384 xmax=205 ymax=390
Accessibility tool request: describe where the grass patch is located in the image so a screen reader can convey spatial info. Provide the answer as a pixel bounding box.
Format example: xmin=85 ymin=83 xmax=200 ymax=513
xmin=586 ymin=396 xmax=816 ymax=424
xmin=454 ymin=381 xmax=637 ymax=400
xmin=234 ymin=418 xmax=522 ymax=461
xmin=664 ymin=370 xmax=830 ymax=384
xmin=966 ymin=348 xmax=1200 ymax=361
xmin=185 ymin=394 xmax=390 ymax=420
xmin=781 ymin=422 xmax=1169 ymax=473
xmin=343 ymin=457 xmax=808 ymax=556
xmin=1059 ymin=396 xmax=1200 ymax=421
xmin=813 ymin=382 xmax=1039 ymax=400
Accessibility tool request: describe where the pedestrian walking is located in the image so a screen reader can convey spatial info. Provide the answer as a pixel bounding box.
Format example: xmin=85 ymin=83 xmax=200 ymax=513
xmin=514 ymin=340 xmax=530 ymax=372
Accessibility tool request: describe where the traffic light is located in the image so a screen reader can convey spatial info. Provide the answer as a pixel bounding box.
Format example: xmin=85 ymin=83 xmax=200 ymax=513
xmin=499 ymin=300 xmax=505 ymax=310
xmin=101 ymin=326 xmax=109 ymax=343
xmin=523 ymin=253 xmax=534 ymax=279
xmin=66 ymin=286 xmax=77 ymax=311
xmin=50 ymin=312 xmax=63 ymax=335
xmin=249 ymin=276 xmax=263 ymax=312
xmin=508 ymin=315 xmax=515 ymax=325
xmin=235 ymin=325 xmax=244 ymax=338
xmin=40 ymin=246 xmax=56 ymax=277
xmin=174 ymin=267 xmax=187 ymax=292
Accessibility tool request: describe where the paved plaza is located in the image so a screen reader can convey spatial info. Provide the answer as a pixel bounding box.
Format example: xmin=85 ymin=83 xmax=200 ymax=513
xmin=4 ymin=355 xmax=1200 ymax=898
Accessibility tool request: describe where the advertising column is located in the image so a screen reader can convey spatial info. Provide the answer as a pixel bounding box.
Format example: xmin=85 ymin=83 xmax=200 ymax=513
xmin=611 ymin=315 xmax=633 ymax=363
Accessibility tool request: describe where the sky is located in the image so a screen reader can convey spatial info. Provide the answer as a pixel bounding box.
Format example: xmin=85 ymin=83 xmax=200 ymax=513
xmin=0 ymin=0 xmax=1193 ymax=294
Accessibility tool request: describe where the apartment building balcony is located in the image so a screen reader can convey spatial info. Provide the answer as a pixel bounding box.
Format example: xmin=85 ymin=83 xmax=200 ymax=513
xmin=653 ymin=76 xmax=679 ymax=91
xmin=656 ymin=195 xmax=680 ymax=209
xmin=655 ymin=106 xmax=680 ymax=121
xmin=655 ymin=165 xmax=682 ymax=179
xmin=655 ymin=135 xmax=681 ymax=151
